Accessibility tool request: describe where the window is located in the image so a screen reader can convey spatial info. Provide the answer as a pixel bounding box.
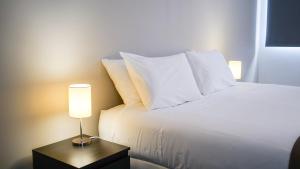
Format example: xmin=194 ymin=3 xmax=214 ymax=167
xmin=266 ymin=0 xmax=300 ymax=47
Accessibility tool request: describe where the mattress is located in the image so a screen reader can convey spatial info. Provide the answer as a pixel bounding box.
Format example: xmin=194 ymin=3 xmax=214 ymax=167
xmin=99 ymin=82 xmax=300 ymax=169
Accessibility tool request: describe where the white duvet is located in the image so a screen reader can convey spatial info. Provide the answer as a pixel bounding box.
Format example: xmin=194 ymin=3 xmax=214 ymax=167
xmin=99 ymin=83 xmax=300 ymax=169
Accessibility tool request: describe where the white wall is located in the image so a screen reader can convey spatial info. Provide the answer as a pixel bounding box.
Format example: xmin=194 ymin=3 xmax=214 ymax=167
xmin=257 ymin=0 xmax=300 ymax=86
xmin=0 ymin=1 xmax=256 ymax=169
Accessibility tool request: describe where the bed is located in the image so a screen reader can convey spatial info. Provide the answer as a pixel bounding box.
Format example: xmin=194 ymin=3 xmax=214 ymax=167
xmin=98 ymin=82 xmax=300 ymax=169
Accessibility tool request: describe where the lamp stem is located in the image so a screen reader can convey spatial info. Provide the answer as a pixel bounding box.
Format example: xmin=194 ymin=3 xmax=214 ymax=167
xmin=72 ymin=118 xmax=91 ymax=146
xmin=80 ymin=118 xmax=83 ymax=139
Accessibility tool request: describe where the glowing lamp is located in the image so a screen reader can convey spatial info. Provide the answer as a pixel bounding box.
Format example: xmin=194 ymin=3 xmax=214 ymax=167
xmin=69 ymin=84 xmax=92 ymax=146
xmin=229 ymin=61 xmax=242 ymax=80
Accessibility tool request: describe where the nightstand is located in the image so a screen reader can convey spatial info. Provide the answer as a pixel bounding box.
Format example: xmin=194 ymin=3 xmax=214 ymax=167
xmin=32 ymin=135 xmax=130 ymax=169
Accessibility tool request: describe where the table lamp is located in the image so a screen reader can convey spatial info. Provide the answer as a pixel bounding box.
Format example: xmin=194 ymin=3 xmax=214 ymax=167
xmin=69 ymin=84 xmax=92 ymax=146
xmin=228 ymin=61 xmax=242 ymax=80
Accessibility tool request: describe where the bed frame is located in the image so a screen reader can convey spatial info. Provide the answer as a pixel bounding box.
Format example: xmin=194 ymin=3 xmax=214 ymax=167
xmin=289 ymin=137 xmax=300 ymax=169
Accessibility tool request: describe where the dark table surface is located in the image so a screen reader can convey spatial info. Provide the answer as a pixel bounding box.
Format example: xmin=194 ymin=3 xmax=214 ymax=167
xmin=32 ymin=135 xmax=130 ymax=168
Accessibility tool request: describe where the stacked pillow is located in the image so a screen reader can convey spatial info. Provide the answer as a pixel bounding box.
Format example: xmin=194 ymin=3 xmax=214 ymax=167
xmin=121 ymin=52 xmax=202 ymax=110
xmin=186 ymin=50 xmax=236 ymax=95
xmin=102 ymin=59 xmax=141 ymax=105
xmin=102 ymin=50 xmax=236 ymax=110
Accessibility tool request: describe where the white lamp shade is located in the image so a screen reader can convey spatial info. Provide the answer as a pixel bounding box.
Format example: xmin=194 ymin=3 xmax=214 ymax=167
xmin=229 ymin=61 xmax=242 ymax=80
xmin=69 ymin=84 xmax=92 ymax=118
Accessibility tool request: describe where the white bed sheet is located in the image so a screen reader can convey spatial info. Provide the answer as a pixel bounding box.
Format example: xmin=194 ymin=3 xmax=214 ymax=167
xmin=99 ymin=82 xmax=300 ymax=169
xmin=131 ymin=158 xmax=168 ymax=169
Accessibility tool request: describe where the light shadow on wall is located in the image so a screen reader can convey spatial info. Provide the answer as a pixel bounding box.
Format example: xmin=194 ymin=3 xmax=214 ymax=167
xmin=10 ymin=156 xmax=32 ymax=169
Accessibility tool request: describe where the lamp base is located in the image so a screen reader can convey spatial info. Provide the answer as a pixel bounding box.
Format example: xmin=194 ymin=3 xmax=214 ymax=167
xmin=72 ymin=136 xmax=91 ymax=146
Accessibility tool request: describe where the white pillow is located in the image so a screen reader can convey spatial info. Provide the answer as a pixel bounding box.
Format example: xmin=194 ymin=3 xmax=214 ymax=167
xmin=120 ymin=52 xmax=202 ymax=110
xmin=186 ymin=50 xmax=235 ymax=95
xmin=102 ymin=59 xmax=141 ymax=105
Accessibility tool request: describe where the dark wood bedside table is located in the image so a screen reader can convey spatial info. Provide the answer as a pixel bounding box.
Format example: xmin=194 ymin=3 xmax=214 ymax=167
xmin=32 ymin=135 xmax=130 ymax=169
